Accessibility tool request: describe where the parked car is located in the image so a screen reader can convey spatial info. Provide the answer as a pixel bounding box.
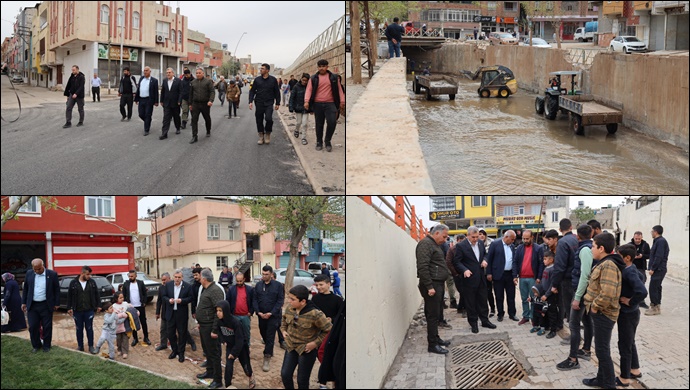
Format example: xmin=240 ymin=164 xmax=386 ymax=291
xmin=489 ymin=32 xmax=518 ymax=46
xmin=307 ymin=262 xmax=336 ymax=283
xmin=520 ymin=37 xmax=551 ymax=48
xmin=253 ymin=268 xmax=316 ymax=289
xmin=58 ymin=275 xmax=115 ymax=309
xmin=609 ymin=36 xmax=647 ymax=54
xmin=10 ymin=75 xmax=23 ymax=83
xmin=105 ymin=272 xmax=160 ymax=303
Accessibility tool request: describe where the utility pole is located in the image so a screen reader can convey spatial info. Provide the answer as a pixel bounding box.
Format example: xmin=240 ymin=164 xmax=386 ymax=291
xmin=108 ymin=10 xmax=112 ymax=94
xmin=120 ymin=1 xmax=125 ymax=84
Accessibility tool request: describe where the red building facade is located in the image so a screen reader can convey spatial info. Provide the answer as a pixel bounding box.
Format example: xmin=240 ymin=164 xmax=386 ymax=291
xmin=1 ymin=196 xmax=137 ymax=279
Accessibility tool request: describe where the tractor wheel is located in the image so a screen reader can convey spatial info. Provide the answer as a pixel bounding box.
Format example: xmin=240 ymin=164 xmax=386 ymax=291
xmin=479 ymin=89 xmax=490 ymax=98
xmin=449 ymin=94 xmax=456 ymax=100
xmin=426 ymin=89 xmax=432 ymax=100
xmin=606 ymin=123 xmax=618 ymax=134
xmin=535 ymin=97 xmax=545 ymax=114
xmin=544 ymin=94 xmax=558 ymax=120
xmin=571 ymin=114 xmax=585 ymax=135
xmin=498 ymin=87 xmax=510 ymax=98
xmin=413 ymin=78 xmax=421 ymax=94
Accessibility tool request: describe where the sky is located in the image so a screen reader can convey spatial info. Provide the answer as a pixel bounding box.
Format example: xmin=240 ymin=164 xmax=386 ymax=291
xmin=379 ymin=196 xmax=632 ymax=230
xmin=1 ymin=1 xmax=345 ymax=68
xmin=138 ymin=196 xmax=178 ymax=219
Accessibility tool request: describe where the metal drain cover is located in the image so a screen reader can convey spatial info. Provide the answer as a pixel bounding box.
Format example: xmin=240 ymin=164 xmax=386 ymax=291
xmin=449 ymin=340 xmax=526 ymax=388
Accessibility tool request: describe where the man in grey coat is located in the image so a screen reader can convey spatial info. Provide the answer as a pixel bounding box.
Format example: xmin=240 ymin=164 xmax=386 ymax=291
xmin=416 ymin=224 xmax=451 ymax=354
xmin=195 ymin=269 xmax=225 ymax=388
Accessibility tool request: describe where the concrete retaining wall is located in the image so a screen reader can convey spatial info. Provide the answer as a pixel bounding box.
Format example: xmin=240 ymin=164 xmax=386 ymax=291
xmin=406 ymin=43 xmax=689 ymax=151
xmin=346 ymin=57 xmax=435 ymax=194
xmin=346 ymin=197 xmax=424 ymax=389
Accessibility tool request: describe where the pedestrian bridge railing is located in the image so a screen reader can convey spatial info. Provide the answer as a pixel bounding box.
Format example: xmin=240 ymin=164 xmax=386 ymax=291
xmin=359 ymin=196 xmax=428 ymax=241
xmin=283 ymin=15 xmax=345 ymax=78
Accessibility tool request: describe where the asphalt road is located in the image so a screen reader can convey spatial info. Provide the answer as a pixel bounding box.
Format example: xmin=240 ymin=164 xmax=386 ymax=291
xmin=1 ymin=92 xmax=313 ymax=194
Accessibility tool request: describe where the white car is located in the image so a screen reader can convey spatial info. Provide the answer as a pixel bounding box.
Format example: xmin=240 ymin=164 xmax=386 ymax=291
xmin=253 ymin=268 xmax=316 ymax=289
xmin=105 ymin=272 xmax=161 ymax=303
xmin=520 ymin=38 xmax=551 ymax=48
xmin=609 ymin=36 xmax=647 ymax=54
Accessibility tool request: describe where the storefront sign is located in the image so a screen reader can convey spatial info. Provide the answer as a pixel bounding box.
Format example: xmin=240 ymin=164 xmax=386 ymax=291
xmin=323 ymin=242 xmax=345 ymax=253
xmin=496 ymin=215 xmax=540 ymax=224
xmin=430 ymin=210 xmax=462 ymax=221
xmin=98 ymin=44 xmax=139 ymax=61
xmin=473 ymin=16 xmax=495 ymax=23
xmin=504 ymin=17 xmax=515 ymax=24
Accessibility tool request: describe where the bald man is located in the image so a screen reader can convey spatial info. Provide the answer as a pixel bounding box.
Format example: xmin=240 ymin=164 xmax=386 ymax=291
xmin=22 ymin=259 xmax=60 ymax=352
xmin=486 ymin=230 xmax=518 ymax=322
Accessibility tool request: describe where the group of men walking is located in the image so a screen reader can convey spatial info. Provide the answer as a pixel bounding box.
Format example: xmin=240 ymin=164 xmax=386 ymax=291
xmin=62 ymin=59 xmax=344 ymax=152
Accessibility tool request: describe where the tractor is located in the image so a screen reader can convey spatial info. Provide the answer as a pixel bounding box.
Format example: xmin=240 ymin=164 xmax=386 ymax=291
xmin=534 ymin=71 xmax=581 ymax=120
xmin=461 ymin=65 xmax=518 ymax=98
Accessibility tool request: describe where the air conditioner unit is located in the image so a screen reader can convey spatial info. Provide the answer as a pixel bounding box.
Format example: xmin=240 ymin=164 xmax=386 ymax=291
xmin=230 ymin=220 xmax=240 ymax=228
xmin=156 ymin=35 xmax=164 ymax=43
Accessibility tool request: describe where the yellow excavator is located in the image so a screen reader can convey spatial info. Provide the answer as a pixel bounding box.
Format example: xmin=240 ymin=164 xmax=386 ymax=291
xmin=461 ymin=65 xmax=518 ymax=98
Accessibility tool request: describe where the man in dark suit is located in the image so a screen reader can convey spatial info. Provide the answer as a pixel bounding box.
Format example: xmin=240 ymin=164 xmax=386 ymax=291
xmin=21 ymin=258 xmax=60 ymax=352
xmin=453 ymin=226 xmax=496 ymax=333
xmin=122 ymin=269 xmax=151 ymax=346
xmin=162 ymin=270 xmax=194 ymax=362
xmin=486 ymin=230 xmax=518 ymax=322
xmin=155 ymin=272 xmax=171 ymax=351
xmin=135 ymin=66 xmax=159 ymax=136
xmin=159 ymin=67 xmax=182 ymax=139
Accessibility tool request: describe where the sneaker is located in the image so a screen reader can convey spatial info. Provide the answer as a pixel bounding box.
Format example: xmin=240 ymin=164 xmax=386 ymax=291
xmin=639 ymin=301 xmax=649 ymax=309
xmin=537 ymin=329 xmax=546 ymax=336
xmin=325 ymin=144 xmax=332 ymax=152
xmin=556 ymin=358 xmax=580 ymax=371
xmin=546 ymin=330 xmax=557 ymax=339
xmin=62 ymin=122 xmax=72 ymax=128
xmin=577 ymin=349 xmax=592 ymax=361
xmin=530 ymin=326 xmax=541 ymax=333
xmin=294 ymin=130 xmax=300 ymax=138
xmin=461 ymin=311 xmax=467 ymax=318
xmin=76 ymin=122 xmax=83 ymax=127
xmin=560 ymin=337 xmax=571 ymax=345
xmin=301 ymin=138 xmax=308 ymax=145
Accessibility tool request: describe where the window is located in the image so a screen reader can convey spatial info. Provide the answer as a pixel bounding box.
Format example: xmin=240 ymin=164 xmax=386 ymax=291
xmin=178 ymin=30 xmax=182 ymax=44
xmin=208 ymin=223 xmax=220 ymax=240
xmin=504 ymin=2 xmax=518 ymax=11
xmin=228 ymin=227 xmax=235 ymax=241
xmin=10 ymin=196 xmax=40 ymax=213
xmin=113 ymin=274 xmax=123 ymax=284
xmin=156 ymin=235 xmax=160 ymax=248
xmin=142 ymin=237 xmax=147 ymax=250
xmin=101 ymin=5 xmax=109 ymax=24
xmin=136 ymin=247 xmax=141 ymax=257
xmin=179 ymin=226 xmax=185 ymax=242
xmin=166 ymin=231 xmax=172 ymax=246
xmin=117 ymin=8 xmax=123 ymax=27
xmin=156 ymin=21 xmax=170 ymax=39
xmin=216 ymin=256 xmax=228 ymax=270
xmin=504 ymin=206 xmax=514 ymax=216
xmin=487 ymin=2 xmax=497 ymax=11
xmin=173 ymin=259 xmax=177 ymax=269
xmin=552 ymin=211 xmax=559 ymax=223
xmin=518 ymin=205 xmax=525 ymax=215
xmin=472 ymin=196 xmax=487 ymax=207
xmin=86 ymin=196 xmax=113 ymax=218
xmin=430 ymin=196 xmax=455 ymax=211
xmin=133 ymin=12 xmax=140 ymax=29
xmin=171 ymin=30 xmax=176 ymax=44
xmin=194 ymin=44 xmax=200 ymax=54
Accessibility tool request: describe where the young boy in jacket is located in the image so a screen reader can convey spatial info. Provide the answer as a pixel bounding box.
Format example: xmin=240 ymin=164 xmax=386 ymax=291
xmin=280 ymin=285 xmax=332 ymax=389
xmin=616 ymin=244 xmax=648 ymax=386
xmin=529 ymin=250 xmax=558 ymax=337
xmin=94 ymin=302 xmax=126 ymax=360
xmin=582 ymin=233 xmax=625 ymax=389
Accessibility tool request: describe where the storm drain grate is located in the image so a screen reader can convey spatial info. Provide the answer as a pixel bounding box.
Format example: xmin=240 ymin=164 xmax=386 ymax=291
xmin=449 ymin=340 xmax=526 ymax=388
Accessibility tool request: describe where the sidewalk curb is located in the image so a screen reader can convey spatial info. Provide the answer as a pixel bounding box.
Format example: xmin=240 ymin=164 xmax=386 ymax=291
xmin=276 ymin=110 xmax=324 ymax=195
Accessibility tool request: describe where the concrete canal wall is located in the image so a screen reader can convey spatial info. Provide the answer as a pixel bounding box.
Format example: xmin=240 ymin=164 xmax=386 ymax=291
xmin=411 ymin=43 xmax=689 ymax=151
xmin=346 ymin=57 xmax=435 ymax=194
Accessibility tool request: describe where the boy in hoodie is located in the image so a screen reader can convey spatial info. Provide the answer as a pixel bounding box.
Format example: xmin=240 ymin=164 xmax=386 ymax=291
xmin=280 ymin=285 xmax=332 ymax=389
xmin=93 ymin=302 xmax=126 ymax=360
xmin=211 ymin=300 xmax=255 ymax=389
xmin=582 ymin=233 xmax=625 ymax=389
xmin=332 ymin=271 xmax=342 ymax=298
xmin=616 ymin=244 xmax=648 ymax=386
xmin=529 ymin=250 xmax=558 ymax=337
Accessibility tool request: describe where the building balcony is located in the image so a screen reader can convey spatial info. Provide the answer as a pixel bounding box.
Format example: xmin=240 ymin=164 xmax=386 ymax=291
xmin=653 ymin=1 xmax=689 ymax=13
xmin=602 ymin=1 xmax=624 ymax=15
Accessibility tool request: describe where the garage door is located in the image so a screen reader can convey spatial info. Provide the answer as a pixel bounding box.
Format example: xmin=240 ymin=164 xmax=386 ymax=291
xmin=279 ymin=254 xmax=291 ymax=269
xmin=318 ymin=255 xmax=332 ymax=265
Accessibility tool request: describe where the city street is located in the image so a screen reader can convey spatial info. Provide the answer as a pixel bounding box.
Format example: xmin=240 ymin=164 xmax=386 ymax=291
xmin=1 ymin=76 xmax=313 ymax=194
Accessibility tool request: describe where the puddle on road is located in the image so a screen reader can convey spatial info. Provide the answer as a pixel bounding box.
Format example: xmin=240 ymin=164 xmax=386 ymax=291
xmin=408 ymin=75 xmax=689 ymax=194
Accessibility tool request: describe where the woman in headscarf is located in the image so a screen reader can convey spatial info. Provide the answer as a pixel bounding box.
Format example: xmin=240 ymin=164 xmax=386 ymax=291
xmin=2 ymin=272 xmax=27 ymax=332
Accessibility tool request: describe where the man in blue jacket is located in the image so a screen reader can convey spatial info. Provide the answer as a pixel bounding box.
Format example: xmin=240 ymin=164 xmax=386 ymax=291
xmin=550 ymin=219 xmax=579 ymax=333
xmin=384 ymin=17 xmax=405 ymax=58
xmin=226 ymin=272 xmax=254 ymax=347
xmin=21 ymin=258 xmax=60 ymax=353
xmin=512 ymin=230 xmax=544 ymax=326
xmin=646 ymin=225 xmax=669 ymax=316
xmin=252 ymin=265 xmax=284 ymax=372
xmin=486 ymin=230 xmax=517 ymax=322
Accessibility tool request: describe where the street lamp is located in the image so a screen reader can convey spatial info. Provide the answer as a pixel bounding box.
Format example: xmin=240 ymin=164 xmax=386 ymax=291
xmin=234 ymin=32 xmax=247 ymax=75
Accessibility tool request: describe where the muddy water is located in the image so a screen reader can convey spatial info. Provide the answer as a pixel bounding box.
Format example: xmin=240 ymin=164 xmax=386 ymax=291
xmin=409 ymin=75 xmax=689 ymax=194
